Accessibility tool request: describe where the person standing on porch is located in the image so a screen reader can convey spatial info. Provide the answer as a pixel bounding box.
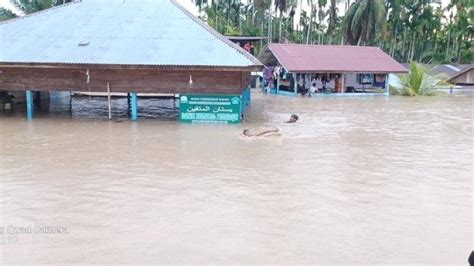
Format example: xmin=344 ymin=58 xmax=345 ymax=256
xmin=243 ymin=42 xmax=251 ymax=53
xmin=304 ymin=74 xmax=311 ymax=95
xmin=249 ymin=43 xmax=255 ymax=55
xmin=308 ymin=81 xmax=317 ymax=96
xmin=263 ymin=66 xmax=273 ymax=94
xmin=297 ymin=74 xmax=304 ymax=93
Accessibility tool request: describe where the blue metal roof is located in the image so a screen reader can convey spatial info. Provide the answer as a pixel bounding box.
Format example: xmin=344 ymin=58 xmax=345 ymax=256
xmin=0 ymin=0 xmax=261 ymax=68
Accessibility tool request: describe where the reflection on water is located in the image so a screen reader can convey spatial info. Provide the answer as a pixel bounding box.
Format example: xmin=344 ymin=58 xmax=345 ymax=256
xmin=0 ymin=91 xmax=472 ymax=264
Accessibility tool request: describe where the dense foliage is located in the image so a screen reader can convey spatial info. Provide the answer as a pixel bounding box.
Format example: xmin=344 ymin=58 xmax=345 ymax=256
xmin=0 ymin=7 xmax=16 ymax=21
xmin=197 ymin=0 xmax=473 ymax=64
xmin=397 ymin=61 xmax=448 ymax=96
xmin=0 ymin=0 xmax=73 ymax=21
xmin=1 ymin=0 xmax=472 ymax=64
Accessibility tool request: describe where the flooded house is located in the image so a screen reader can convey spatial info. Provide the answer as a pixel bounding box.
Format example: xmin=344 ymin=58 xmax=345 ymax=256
xmin=258 ymin=43 xmax=407 ymax=96
xmin=401 ymin=63 xmax=474 ymax=93
xmin=447 ymin=65 xmax=474 ymax=88
xmin=0 ymin=0 xmax=261 ymax=123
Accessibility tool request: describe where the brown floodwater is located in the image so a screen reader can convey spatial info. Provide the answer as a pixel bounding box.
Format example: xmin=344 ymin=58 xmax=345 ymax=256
xmin=0 ymin=92 xmax=473 ymax=264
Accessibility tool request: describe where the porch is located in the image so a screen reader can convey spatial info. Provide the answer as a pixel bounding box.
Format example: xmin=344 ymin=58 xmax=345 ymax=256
xmin=264 ymin=72 xmax=390 ymax=96
xmin=258 ymin=43 xmax=407 ymax=97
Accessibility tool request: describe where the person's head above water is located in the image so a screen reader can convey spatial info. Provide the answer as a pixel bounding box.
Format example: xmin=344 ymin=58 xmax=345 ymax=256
xmin=287 ymin=114 xmax=299 ymax=123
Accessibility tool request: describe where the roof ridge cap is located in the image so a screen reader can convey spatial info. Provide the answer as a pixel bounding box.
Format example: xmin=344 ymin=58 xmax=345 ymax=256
xmin=170 ymin=0 xmax=261 ymax=66
xmin=448 ymin=65 xmax=474 ymax=81
xmin=270 ymin=43 xmax=380 ymax=49
xmin=0 ymin=1 xmax=80 ymax=26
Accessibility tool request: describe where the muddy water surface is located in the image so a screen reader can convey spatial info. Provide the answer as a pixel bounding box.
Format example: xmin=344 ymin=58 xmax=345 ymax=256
xmin=0 ymin=92 xmax=472 ymax=264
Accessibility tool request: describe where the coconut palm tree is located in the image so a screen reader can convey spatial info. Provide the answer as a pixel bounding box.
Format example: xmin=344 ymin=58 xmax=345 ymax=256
xmin=385 ymin=0 xmax=403 ymax=57
xmin=274 ymin=0 xmax=287 ymax=42
xmin=398 ymin=62 xmax=447 ymax=96
xmin=445 ymin=0 xmax=473 ymax=63
xmin=305 ymin=0 xmax=315 ymax=44
xmin=326 ymin=0 xmax=337 ymax=44
xmin=343 ymin=0 xmax=386 ymax=45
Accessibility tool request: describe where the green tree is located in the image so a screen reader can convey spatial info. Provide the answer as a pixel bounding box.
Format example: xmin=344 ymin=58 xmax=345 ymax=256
xmin=398 ymin=61 xmax=447 ymax=96
xmin=0 ymin=8 xmax=17 ymax=22
xmin=326 ymin=0 xmax=338 ymax=44
xmin=445 ymin=0 xmax=473 ymax=63
xmin=14 ymin=0 xmax=72 ymax=13
xmin=343 ymin=0 xmax=386 ymax=45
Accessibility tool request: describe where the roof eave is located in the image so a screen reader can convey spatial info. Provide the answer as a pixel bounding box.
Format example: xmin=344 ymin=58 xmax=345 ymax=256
xmin=0 ymin=62 xmax=262 ymax=71
xmin=284 ymin=69 xmax=409 ymax=74
xmin=266 ymin=45 xmax=291 ymax=71
xmin=447 ymin=66 xmax=474 ymax=82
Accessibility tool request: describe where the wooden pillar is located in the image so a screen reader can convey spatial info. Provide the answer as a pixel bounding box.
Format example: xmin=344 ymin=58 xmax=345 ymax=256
xmin=69 ymin=92 xmax=72 ymax=117
xmin=244 ymin=88 xmax=249 ymax=110
xmin=130 ymin=92 xmax=138 ymax=121
xmin=107 ymin=82 xmax=112 ymax=120
xmin=25 ymin=90 xmax=34 ymax=119
xmin=127 ymin=93 xmax=131 ymax=112
xmin=293 ymin=73 xmax=298 ymax=94
xmin=276 ymin=75 xmax=280 ymax=94
xmin=385 ymin=74 xmax=390 ymax=96
xmin=247 ymin=87 xmax=251 ymax=104
xmin=243 ymin=88 xmax=248 ymax=110
xmin=341 ymin=74 xmax=345 ymax=94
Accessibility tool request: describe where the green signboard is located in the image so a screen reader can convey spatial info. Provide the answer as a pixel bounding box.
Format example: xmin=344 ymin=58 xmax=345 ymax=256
xmin=179 ymin=94 xmax=242 ymax=124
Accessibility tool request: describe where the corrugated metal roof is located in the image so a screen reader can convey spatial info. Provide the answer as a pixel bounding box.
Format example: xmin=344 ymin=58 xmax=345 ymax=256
xmin=401 ymin=63 xmax=474 ymax=78
xmin=0 ymin=0 xmax=261 ymax=68
xmin=448 ymin=66 xmax=474 ymax=83
xmin=260 ymin=43 xmax=407 ymax=73
xmin=429 ymin=64 xmax=473 ymax=77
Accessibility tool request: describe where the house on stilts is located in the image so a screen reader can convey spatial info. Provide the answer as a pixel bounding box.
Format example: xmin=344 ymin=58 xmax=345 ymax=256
xmin=0 ymin=0 xmax=261 ymax=123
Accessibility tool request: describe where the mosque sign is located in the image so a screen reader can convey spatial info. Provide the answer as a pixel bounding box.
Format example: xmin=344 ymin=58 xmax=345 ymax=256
xmin=179 ymin=95 xmax=242 ymax=124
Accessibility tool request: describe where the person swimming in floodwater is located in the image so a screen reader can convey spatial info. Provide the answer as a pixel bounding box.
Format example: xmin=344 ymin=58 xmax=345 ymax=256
xmin=243 ymin=114 xmax=297 ymax=137
xmin=286 ymin=114 xmax=299 ymax=123
xmin=242 ymin=128 xmax=280 ymax=137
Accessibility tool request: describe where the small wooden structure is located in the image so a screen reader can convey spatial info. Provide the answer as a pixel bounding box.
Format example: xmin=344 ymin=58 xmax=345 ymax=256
xmin=258 ymin=44 xmax=407 ymax=96
xmin=0 ymin=0 xmax=261 ymax=122
xmin=448 ymin=66 xmax=474 ymax=86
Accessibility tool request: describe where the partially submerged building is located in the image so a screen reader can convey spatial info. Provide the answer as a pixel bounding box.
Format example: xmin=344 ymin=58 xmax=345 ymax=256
xmin=0 ymin=0 xmax=261 ymax=123
xmin=401 ymin=63 xmax=474 ymax=91
xmin=258 ymin=44 xmax=407 ymax=96
xmin=447 ymin=66 xmax=474 ymax=87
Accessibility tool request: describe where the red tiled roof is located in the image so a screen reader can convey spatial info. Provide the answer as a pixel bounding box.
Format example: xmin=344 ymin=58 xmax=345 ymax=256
xmin=266 ymin=43 xmax=407 ymax=73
